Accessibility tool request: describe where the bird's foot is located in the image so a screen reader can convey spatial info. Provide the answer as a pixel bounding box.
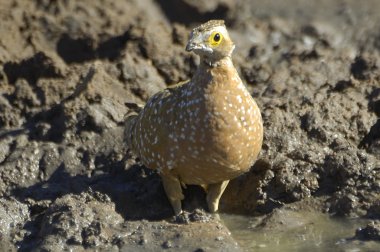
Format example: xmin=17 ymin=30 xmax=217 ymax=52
xmin=171 ymin=211 xmax=191 ymax=224
xmin=170 ymin=209 xmax=214 ymax=224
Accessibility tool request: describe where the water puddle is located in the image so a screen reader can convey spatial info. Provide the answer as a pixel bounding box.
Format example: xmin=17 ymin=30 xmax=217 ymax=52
xmin=220 ymin=210 xmax=380 ymax=252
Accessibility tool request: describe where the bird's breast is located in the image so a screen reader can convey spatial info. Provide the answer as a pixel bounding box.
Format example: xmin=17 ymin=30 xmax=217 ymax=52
xmin=167 ymin=75 xmax=263 ymax=184
xmin=202 ymin=79 xmax=263 ymax=167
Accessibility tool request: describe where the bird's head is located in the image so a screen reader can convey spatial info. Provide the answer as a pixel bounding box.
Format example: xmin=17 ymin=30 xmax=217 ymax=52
xmin=186 ymin=20 xmax=235 ymax=65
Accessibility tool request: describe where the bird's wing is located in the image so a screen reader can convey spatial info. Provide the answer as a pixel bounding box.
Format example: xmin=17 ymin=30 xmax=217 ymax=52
xmin=166 ymin=79 xmax=190 ymax=92
xmin=167 ymin=79 xmax=190 ymax=88
xmin=124 ymin=80 xmax=190 ymax=161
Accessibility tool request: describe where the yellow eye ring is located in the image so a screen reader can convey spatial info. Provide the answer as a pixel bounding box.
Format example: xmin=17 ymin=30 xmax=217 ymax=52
xmin=209 ymin=31 xmax=223 ymax=46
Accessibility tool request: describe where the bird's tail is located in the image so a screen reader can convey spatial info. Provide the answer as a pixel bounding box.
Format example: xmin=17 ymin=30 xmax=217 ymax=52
xmin=124 ymin=102 xmax=143 ymax=151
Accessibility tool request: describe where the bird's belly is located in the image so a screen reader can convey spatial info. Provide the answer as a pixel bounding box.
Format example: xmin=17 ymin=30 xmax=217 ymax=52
xmin=170 ymin=98 xmax=263 ymax=185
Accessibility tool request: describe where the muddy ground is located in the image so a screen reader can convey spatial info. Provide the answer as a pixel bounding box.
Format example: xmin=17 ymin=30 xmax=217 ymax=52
xmin=0 ymin=0 xmax=379 ymax=251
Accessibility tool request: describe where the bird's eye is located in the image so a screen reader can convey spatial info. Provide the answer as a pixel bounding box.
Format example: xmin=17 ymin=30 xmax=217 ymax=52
xmin=214 ymin=33 xmax=220 ymax=42
xmin=209 ymin=31 xmax=223 ymax=46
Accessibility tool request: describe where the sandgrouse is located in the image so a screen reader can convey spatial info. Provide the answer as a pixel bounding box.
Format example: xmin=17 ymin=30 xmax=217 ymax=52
xmin=125 ymin=20 xmax=263 ymax=215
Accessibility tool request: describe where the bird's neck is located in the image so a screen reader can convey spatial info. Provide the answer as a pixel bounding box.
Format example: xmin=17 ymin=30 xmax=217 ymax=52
xmin=200 ymin=55 xmax=233 ymax=68
xmin=191 ymin=56 xmax=240 ymax=90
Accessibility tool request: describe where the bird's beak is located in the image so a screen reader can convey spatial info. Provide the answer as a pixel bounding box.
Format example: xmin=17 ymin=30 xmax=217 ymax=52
xmin=186 ymin=42 xmax=205 ymax=52
xmin=186 ymin=42 xmax=196 ymax=52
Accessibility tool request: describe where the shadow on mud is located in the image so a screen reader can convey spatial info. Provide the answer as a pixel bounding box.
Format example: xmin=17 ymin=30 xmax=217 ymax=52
xmin=11 ymin=162 xmax=177 ymax=221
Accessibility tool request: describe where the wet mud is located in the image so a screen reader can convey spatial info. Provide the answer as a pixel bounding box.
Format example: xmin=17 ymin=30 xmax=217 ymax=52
xmin=0 ymin=0 xmax=379 ymax=251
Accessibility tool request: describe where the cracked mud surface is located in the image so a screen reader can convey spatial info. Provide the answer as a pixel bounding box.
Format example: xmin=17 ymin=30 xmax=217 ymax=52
xmin=0 ymin=0 xmax=379 ymax=251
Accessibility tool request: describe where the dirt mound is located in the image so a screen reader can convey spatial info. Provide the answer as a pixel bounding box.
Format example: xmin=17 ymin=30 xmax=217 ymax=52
xmin=0 ymin=0 xmax=379 ymax=250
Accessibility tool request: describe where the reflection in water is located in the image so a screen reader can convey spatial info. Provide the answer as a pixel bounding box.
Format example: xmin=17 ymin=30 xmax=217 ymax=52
xmin=220 ymin=211 xmax=380 ymax=252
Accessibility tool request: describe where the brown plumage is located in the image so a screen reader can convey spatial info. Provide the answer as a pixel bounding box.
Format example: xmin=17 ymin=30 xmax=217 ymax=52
xmin=125 ymin=20 xmax=263 ymax=215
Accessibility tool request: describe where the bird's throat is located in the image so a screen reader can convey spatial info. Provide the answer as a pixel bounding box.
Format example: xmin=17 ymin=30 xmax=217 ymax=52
xmin=192 ymin=56 xmax=239 ymax=91
xmin=200 ymin=55 xmax=233 ymax=68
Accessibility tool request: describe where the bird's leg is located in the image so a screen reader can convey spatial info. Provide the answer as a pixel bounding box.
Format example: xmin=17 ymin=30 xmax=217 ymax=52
xmin=161 ymin=174 xmax=184 ymax=215
xmin=206 ymin=180 xmax=229 ymax=213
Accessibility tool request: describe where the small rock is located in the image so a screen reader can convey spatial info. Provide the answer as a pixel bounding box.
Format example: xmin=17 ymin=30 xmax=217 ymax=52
xmin=355 ymin=221 xmax=380 ymax=241
xmin=162 ymin=240 xmax=173 ymax=249
xmin=138 ymin=236 xmax=148 ymax=245
xmin=215 ymin=236 xmax=223 ymax=241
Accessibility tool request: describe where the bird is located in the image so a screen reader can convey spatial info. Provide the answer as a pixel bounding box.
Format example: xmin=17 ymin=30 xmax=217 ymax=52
xmin=125 ymin=20 xmax=263 ymax=215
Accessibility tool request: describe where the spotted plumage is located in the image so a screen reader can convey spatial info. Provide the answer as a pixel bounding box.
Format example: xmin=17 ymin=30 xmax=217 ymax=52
xmin=125 ymin=20 xmax=263 ymax=215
